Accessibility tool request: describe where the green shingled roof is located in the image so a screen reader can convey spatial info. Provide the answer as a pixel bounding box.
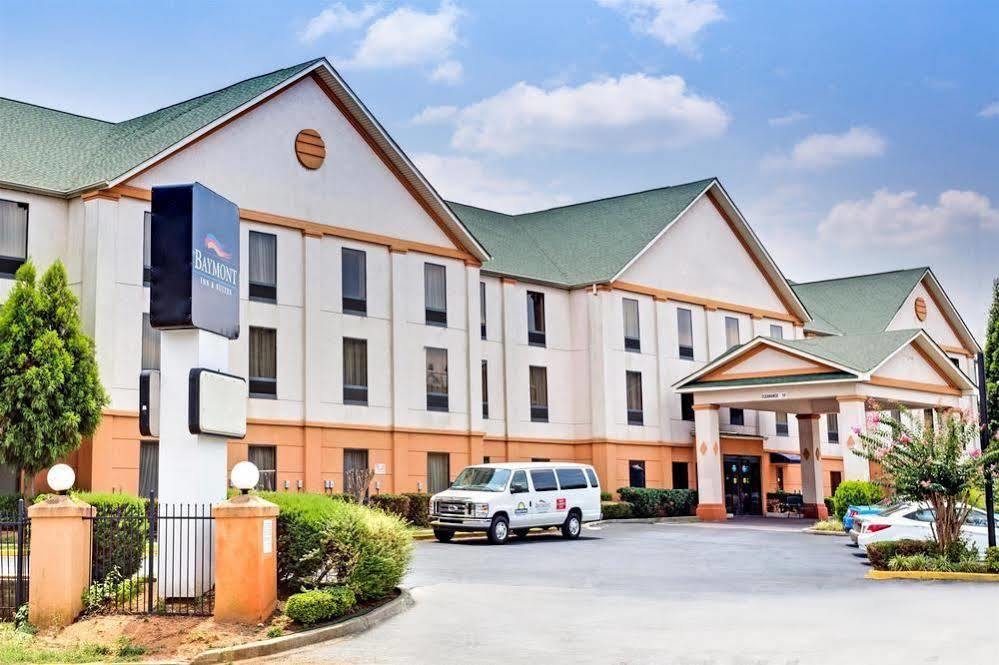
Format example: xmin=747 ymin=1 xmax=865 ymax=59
xmin=791 ymin=268 xmax=927 ymax=336
xmin=0 ymin=60 xmax=321 ymax=193
xmin=448 ymin=178 xmax=715 ymax=286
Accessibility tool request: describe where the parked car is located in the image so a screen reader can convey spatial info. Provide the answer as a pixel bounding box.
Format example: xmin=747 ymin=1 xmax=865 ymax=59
xmin=429 ymin=462 xmax=602 ymax=544
xmin=857 ymin=502 xmax=997 ymax=553
xmin=846 ymin=500 xmax=903 ymax=545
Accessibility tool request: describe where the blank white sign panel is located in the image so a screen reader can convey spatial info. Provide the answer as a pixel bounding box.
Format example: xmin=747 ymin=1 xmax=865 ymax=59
xmin=189 ymin=368 xmax=247 ymax=438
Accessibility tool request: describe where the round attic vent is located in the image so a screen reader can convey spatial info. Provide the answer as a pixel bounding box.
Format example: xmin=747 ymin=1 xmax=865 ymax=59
xmin=295 ymin=129 xmax=326 ymax=169
xmin=914 ymin=296 xmax=927 ymax=321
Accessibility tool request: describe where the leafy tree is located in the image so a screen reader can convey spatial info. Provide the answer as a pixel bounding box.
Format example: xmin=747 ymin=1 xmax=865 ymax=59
xmin=0 ymin=260 xmax=107 ymax=495
xmin=852 ymin=402 xmax=999 ymax=553
xmin=985 ymin=279 xmax=999 ymax=439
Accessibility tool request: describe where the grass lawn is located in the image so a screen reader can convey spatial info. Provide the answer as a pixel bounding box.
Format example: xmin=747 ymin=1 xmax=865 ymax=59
xmin=0 ymin=624 xmax=145 ymax=663
xmin=811 ymin=517 xmax=844 ymax=532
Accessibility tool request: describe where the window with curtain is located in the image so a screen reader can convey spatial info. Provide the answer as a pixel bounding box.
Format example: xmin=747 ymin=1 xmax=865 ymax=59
xmin=343 ymin=338 xmax=368 ymax=405
xmin=681 ymin=393 xmax=694 ymax=421
xmin=725 ymin=316 xmax=740 ymax=349
xmin=775 ymin=411 xmax=789 ymax=436
xmin=248 ymin=231 xmax=277 ymax=302
xmin=481 ymin=360 xmax=489 ymax=419
xmin=730 ymin=407 xmax=744 ymax=426
xmin=342 ymin=248 xmax=367 ymax=315
xmin=424 ymin=263 xmax=447 ymax=326
xmin=426 ymin=347 xmax=448 ymax=411
xmin=530 ymin=365 xmax=548 ymax=422
xmin=623 ymin=298 xmax=640 ymax=351
xmin=143 ymin=211 xmax=152 ymax=285
xmin=249 ymin=327 xmax=277 ymax=397
xmin=480 ymin=281 xmax=487 ymax=339
xmin=248 ymin=445 xmax=277 ymax=491
xmin=527 ymin=291 xmax=546 ymax=346
xmin=677 ymin=308 xmax=694 ymax=359
xmin=141 ymin=313 xmax=160 ymax=370
xmin=138 ymin=440 xmax=159 ymax=498
xmin=626 ymin=371 xmax=643 ymax=425
xmin=0 ymin=199 xmax=28 ymax=276
xmin=827 ymin=413 xmax=839 ymax=443
xmin=629 ymin=461 xmax=646 ymax=488
xmin=770 ymin=324 xmax=784 ymax=340
xmin=427 ymin=452 xmax=450 ymax=494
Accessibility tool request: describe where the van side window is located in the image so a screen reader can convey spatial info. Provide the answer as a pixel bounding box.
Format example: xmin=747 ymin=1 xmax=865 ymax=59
xmin=584 ymin=468 xmax=599 ymax=487
xmin=555 ymin=468 xmax=587 ymax=490
xmin=510 ymin=470 xmax=529 ymax=493
xmin=530 ymin=469 xmax=558 ymax=491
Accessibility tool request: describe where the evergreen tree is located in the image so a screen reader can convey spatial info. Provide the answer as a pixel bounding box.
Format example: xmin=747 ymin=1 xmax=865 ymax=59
xmin=985 ymin=279 xmax=999 ymax=439
xmin=0 ymin=260 xmax=108 ymax=495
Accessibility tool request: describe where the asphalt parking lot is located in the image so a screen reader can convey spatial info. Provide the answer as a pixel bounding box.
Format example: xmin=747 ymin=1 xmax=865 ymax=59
xmin=254 ymin=521 xmax=997 ymax=664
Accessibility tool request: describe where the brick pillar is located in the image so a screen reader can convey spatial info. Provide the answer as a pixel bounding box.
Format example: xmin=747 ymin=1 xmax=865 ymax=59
xmin=27 ymin=496 xmax=94 ymax=628
xmin=213 ymin=494 xmax=279 ymax=623
xmin=693 ymin=404 xmax=726 ymax=521
xmin=796 ymin=414 xmax=828 ymax=519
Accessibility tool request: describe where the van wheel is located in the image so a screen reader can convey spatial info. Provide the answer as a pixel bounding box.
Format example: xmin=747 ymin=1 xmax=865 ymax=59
xmin=433 ymin=528 xmax=455 ymax=543
xmin=488 ymin=516 xmax=510 ymax=545
xmin=513 ymin=528 xmax=530 ymax=539
xmin=562 ymin=511 xmax=582 ymax=539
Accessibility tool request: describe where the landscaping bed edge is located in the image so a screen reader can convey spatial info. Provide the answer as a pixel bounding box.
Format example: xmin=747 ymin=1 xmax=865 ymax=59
xmin=866 ymin=570 xmax=999 ymax=582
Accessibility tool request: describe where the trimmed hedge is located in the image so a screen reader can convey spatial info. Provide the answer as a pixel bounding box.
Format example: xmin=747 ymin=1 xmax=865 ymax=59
xmin=865 ymin=539 xmax=935 ymax=570
xmin=369 ymin=494 xmax=411 ymax=521
xmin=73 ymin=492 xmax=149 ymax=581
xmin=985 ymin=547 xmax=999 ymax=573
xmin=402 ymin=493 xmax=431 ymax=528
xmin=259 ymin=492 xmax=412 ymax=599
xmin=600 ymin=501 xmax=633 ymax=520
xmin=616 ymin=488 xmax=698 ymax=518
xmin=831 ymin=480 xmax=883 ymax=520
xmin=0 ymin=494 xmax=23 ymax=517
xmin=284 ymin=586 xmax=356 ymax=625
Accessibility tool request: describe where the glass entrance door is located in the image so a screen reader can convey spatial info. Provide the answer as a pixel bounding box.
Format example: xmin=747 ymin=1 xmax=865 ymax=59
xmin=723 ymin=455 xmax=762 ymax=516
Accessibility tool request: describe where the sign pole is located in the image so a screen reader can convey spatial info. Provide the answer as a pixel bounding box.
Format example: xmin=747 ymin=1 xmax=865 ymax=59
xmin=977 ymin=352 xmax=996 ymax=548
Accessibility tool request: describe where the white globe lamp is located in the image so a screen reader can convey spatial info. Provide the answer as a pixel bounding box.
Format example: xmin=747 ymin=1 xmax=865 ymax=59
xmin=230 ymin=461 xmax=259 ymax=495
xmin=47 ymin=463 xmax=75 ymax=494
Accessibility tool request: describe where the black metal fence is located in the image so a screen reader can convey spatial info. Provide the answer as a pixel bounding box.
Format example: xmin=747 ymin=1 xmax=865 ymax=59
xmin=0 ymin=500 xmax=29 ymax=619
xmin=87 ymin=492 xmax=214 ymax=616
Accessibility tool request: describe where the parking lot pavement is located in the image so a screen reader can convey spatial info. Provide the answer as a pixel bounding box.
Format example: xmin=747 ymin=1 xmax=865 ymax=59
xmin=251 ymin=522 xmax=998 ymax=665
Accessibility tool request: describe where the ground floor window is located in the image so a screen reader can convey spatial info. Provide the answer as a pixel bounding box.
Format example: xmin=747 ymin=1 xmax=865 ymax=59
xmin=249 ymin=444 xmax=277 ymax=491
xmin=671 ymin=461 xmax=689 ymax=490
xmin=427 ymin=452 xmax=450 ymax=494
xmin=775 ymin=465 xmax=785 ymax=492
xmin=344 ymin=448 xmax=370 ymax=497
xmin=138 ymin=440 xmax=159 ymax=497
xmin=830 ymin=470 xmax=842 ymax=495
xmin=629 ymin=460 xmax=646 ymax=488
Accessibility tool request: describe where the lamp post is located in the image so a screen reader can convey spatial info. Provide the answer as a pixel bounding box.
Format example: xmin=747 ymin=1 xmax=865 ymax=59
xmin=46 ymin=464 xmax=75 ymax=495
xmin=976 ymin=352 xmax=996 ymax=548
xmin=230 ymin=461 xmax=259 ymax=495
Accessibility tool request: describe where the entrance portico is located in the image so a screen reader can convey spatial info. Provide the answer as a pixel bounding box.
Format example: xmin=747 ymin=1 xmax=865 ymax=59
xmin=675 ymin=330 xmax=976 ymax=521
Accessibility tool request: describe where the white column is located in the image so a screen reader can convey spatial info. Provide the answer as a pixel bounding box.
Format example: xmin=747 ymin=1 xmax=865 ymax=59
xmin=588 ymin=289 xmax=613 ymax=440
xmin=465 ymin=266 xmax=483 ymax=436
xmin=838 ymin=397 xmax=871 ymax=481
xmin=302 ymin=234 xmax=323 ymax=422
xmin=693 ymin=404 xmax=726 ymax=521
xmin=81 ymin=196 xmax=119 ymax=392
xmin=389 ymin=249 xmax=409 ymax=491
xmin=654 ymin=298 xmax=671 ymax=437
xmin=501 ymin=279 xmax=519 ymax=440
xmin=796 ymin=414 xmax=828 ymax=519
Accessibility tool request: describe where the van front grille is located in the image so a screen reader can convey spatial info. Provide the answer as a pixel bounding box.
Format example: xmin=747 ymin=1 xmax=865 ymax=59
xmin=435 ymin=500 xmax=470 ymax=516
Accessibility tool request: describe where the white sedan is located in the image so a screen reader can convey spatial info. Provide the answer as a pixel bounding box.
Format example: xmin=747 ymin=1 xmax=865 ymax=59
xmin=857 ymin=502 xmax=997 ymax=553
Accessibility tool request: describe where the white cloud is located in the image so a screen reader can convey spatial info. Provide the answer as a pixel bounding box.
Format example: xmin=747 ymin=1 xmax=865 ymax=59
xmin=762 ymin=126 xmax=886 ymax=170
xmin=818 ymin=189 xmax=999 ymax=247
xmin=430 ymin=60 xmax=463 ymax=85
xmin=768 ymin=111 xmax=809 ymax=127
xmin=299 ymin=3 xmax=381 ymax=43
xmin=411 ymin=105 xmax=458 ymax=125
xmin=414 ymin=153 xmax=572 ymax=214
xmin=347 ymin=1 xmax=461 ymax=69
xmin=597 ymin=0 xmax=724 ymax=56
xmin=978 ymin=101 xmax=999 ymax=118
xmin=445 ymin=73 xmax=729 ymax=155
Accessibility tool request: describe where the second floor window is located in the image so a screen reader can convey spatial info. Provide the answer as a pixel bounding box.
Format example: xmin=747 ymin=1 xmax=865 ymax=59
xmin=527 ymin=291 xmax=546 ymax=346
xmin=426 ymin=347 xmax=448 ymax=411
xmin=425 ymin=263 xmax=447 ymax=326
xmin=141 ymin=313 xmax=160 ymax=370
xmin=725 ymin=316 xmax=740 ymax=349
xmin=530 ymin=366 xmax=548 ymax=422
xmin=626 ymin=371 xmax=643 ymax=426
xmin=342 ymin=248 xmax=367 ymax=315
xmin=481 ymin=360 xmax=489 ymax=419
xmin=143 ymin=211 xmax=152 ymax=285
xmin=730 ymin=407 xmax=744 ymax=426
xmin=249 ymin=326 xmax=277 ymax=398
xmin=775 ymin=411 xmax=788 ymax=436
xmin=770 ymin=324 xmax=784 ymax=340
xmin=827 ymin=413 xmax=839 ymax=443
xmin=623 ymin=298 xmax=640 ymax=352
xmin=248 ymin=231 xmax=277 ymax=302
xmin=0 ymin=199 xmax=28 ymax=277
xmin=480 ymin=281 xmax=487 ymax=339
xmin=681 ymin=393 xmax=694 ymax=422
xmin=677 ymin=308 xmax=694 ymax=360
xmin=343 ymin=337 xmax=368 ymax=405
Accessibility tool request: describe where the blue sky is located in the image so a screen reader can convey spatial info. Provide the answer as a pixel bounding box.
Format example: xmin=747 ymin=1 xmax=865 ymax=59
xmin=2 ymin=1 xmax=998 ymax=338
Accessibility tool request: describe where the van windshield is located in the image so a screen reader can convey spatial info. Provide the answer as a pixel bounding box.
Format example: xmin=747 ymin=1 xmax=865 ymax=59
xmin=451 ymin=467 xmax=512 ymax=492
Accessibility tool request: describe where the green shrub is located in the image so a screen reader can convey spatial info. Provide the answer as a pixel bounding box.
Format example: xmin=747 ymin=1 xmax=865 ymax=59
xmin=369 ymin=494 xmax=411 ymax=521
xmin=985 ymin=547 xmax=999 ymax=573
xmin=831 ymin=480 xmax=883 ymax=520
xmin=73 ymin=492 xmax=148 ymax=581
xmin=616 ymin=488 xmax=698 ymax=518
xmin=402 ymin=493 xmax=430 ymax=528
xmin=259 ymin=492 xmax=412 ymax=599
xmin=865 ymin=539 xmax=934 ymax=570
xmin=0 ymin=494 xmax=24 ymax=516
xmin=823 ymin=497 xmax=835 ymax=516
xmin=600 ymin=491 xmax=613 ymax=502
xmin=284 ymin=586 xmax=356 ymax=625
xmin=600 ymin=501 xmax=633 ymax=520
xmin=887 ymin=554 xmax=988 ymax=574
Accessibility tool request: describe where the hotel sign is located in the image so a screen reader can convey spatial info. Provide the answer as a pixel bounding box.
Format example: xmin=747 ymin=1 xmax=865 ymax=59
xmin=150 ymin=183 xmax=240 ymax=339
xmin=760 ymin=392 xmax=788 ymax=400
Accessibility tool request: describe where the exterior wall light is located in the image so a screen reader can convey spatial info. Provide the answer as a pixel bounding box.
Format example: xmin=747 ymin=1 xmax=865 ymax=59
xmin=47 ymin=464 xmax=75 ymax=494
xmin=230 ymin=461 xmax=260 ymax=495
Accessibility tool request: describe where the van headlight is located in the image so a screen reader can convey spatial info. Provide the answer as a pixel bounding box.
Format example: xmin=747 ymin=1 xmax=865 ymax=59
xmin=473 ymin=503 xmax=490 ymax=518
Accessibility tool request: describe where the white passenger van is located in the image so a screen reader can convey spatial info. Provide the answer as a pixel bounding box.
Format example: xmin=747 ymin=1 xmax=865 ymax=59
xmin=429 ymin=462 xmax=602 ymax=544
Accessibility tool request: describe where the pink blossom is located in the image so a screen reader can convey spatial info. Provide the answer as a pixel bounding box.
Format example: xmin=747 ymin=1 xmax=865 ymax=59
xmin=970 ymin=449 xmax=982 ymax=459
xmin=898 ymin=434 xmax=911 ymax=444
xmin=851 ymin=426 xmax=861 ymax=435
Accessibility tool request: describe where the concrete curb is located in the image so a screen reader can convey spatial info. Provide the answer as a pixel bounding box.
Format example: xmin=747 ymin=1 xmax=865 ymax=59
xmin=188 ymin=589 xmax=414 ymax=664
xmin=802 ymin=528 xmax=849 ymax=536
xmin=589 ymin=516 xmax=700 ymax=526
xmin=866 ymin=569 xmax=999 ymax=582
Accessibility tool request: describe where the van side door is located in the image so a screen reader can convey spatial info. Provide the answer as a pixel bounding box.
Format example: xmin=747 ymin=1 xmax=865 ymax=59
xmin=529 ymin=468 xmax=559 ymax=526
xmin=508 ymin=470 xmax=532 ymax=527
